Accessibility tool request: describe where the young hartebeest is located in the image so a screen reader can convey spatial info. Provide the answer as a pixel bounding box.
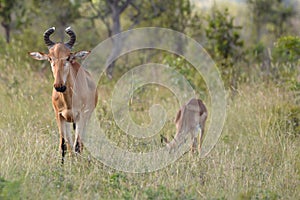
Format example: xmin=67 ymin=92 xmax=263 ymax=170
xmin=29 ymin=27 xmax=98 ymax=163
xmin=161 ymin=98 xmax=207 ymax=153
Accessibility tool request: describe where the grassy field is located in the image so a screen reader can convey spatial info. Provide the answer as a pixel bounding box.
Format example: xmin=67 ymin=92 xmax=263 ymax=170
xmin=0 ymin=45 xmax=299 ymax=199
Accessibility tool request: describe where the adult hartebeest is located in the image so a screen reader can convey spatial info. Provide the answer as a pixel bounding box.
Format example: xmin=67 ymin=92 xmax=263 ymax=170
xmin=29 ymin=27 xmax=98 ymax=163
xmin=162 ymin=98 xmax=207 ymax=153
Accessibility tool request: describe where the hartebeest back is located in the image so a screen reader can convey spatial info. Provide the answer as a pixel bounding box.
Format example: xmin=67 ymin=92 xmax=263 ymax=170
xmin=29 ymin=27 xmax=98 ymax=163
xmin=162 ymin=98 xmax=207 ymax=153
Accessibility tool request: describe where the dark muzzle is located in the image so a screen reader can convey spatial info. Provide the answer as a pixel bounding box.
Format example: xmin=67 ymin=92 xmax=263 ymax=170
xmin=55 ymin=86 xmax=66 ymax=93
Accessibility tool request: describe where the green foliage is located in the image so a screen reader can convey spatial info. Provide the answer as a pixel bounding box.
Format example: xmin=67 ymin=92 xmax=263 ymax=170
xmin=273 ymin=104 xmax=300 ymax=137
xmin=247 ymin=0 xmax=296 ymax=41
xmin=150 ymin=0 xmax=193 ymax=54
xmin=237 ymin=189 xmax=280 ymax=200
xmin=86 ymin=0 xmax=192 ymax=39
xmin=109 ymin=173 xmax=127 ymax=189
xmin=205 ymin=8 xmax=245 ymax=90
xmin=0 ymin=0 xmax=14 ymax=24
xmin=186 ymin=12 xmax=203 ymax=40
xmin=35 ymin=0 xmax=81 ymax=24
xmin=162 ymin=54 xmax=207 ymax=98
xmin=263 ymin=36 xmax=300 ymax=89
xmin=0 ymin=0 xmax=15 ymax=42
xmin=206 ymin=8 xmax=244 ymax=60
xmin=0 ymin=177 xmax=21 ymax=200
xmin=273 ymin=36 xmax=300 ymax=63
xmin=0 ymin=177 xmax=6 ymax=194
xmin=145 ymin=185 xmax=177 ymax=200
xmin=31 ymin=0 xmax=82 ymax=41
xmin=250 ymin=42 xmax=266 ymax=63
xmin=152 ymin=0 xmax=191 ymax=31
xmin=0 ymin=1 xmax=37 ymax=42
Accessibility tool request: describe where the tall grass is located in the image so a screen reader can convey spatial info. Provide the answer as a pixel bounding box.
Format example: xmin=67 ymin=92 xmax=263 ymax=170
xmin=0 ymin=42 xmax=299 ymax=199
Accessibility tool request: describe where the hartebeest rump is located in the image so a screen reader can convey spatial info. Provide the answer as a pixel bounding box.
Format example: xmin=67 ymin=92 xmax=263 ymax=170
xmin=162 ymin=98 xmax=207 ymax=153
xmin=29 ymin=27 xmax=98 ymax=163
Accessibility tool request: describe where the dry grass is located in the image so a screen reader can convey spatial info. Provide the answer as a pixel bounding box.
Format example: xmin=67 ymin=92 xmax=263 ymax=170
xmin=0 ymin=51 xmax=299 ymax=199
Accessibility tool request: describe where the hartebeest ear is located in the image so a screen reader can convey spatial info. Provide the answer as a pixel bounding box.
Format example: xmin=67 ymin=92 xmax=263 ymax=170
xmin=72 ymin=51 xmax=91 ymax=59
xmin=28 ymin=52 xmax=49 ymax=60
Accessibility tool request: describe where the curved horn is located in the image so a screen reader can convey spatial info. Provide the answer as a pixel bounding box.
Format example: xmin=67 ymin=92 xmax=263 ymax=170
xmin=43 ymin=27 xmax=56 ymax=48
xmin=65 ymin=27 xmax=76 ymax=49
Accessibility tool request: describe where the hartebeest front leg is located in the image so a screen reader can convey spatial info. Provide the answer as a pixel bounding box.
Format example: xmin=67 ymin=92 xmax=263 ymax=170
xmin=56 ymin=114 xmax=73 ymax=163
xmin=190 ymin=125 xmax=199 ymax=153
xmin=191 ymin=119 xmax=207 ymax=153
xmin=73 ymin=109 xmax=93 ymax=154
xmin=74 ymin=117 xmax=86 ymax=154
xmin=198 ymin=112 xmax=207 ymax=152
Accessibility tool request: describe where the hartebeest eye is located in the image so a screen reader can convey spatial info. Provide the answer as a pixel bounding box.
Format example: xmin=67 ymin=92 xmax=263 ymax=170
xmin=48 ymin=57 xmax=52 ymax=62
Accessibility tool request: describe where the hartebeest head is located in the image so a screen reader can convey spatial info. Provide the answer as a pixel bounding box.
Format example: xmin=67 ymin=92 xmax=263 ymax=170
xmin=29 ymin=27 xmax=90 ymax=93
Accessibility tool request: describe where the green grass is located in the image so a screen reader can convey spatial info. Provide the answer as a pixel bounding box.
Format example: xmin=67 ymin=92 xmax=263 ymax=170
xmin=0 ymin=46 xmax=299 ymax=199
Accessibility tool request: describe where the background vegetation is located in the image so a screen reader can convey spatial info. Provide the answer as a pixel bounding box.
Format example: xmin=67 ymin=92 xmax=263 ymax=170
xmin=0 ymin=0 xmax=299 ymax=199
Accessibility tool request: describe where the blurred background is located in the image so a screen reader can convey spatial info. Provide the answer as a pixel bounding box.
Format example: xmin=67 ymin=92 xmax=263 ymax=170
xmin=1 ymin=0 xmax=299 ymax=90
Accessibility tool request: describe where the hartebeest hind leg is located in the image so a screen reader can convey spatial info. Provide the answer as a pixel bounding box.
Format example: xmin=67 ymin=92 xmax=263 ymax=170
xmin=192 ymin=120 xmax=206 ymax=153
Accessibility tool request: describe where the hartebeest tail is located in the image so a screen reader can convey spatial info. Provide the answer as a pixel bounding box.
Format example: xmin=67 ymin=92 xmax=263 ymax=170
xmin=162 ymin=98 xmax=207 ymax=153
xmin=29 ymin=27 xmax=98 ymax=164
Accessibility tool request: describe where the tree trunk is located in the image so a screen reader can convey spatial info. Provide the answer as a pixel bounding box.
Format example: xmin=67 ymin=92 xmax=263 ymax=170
xmin=106 ymin=8 xmax=122 ymax=79
xmin=1 ymin=22 xmax=10 ymax=43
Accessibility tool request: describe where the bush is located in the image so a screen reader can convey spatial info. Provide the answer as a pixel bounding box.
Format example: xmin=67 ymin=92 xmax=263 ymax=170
xmin=273 ymin=36 xmax=300 ymax=63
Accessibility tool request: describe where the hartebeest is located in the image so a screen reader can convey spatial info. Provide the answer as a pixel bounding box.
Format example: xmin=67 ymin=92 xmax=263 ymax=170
xmin=162 ymin=98 xmax=207 ymax=153
xmin=29 ymin=27 xmax=98 ymax=163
